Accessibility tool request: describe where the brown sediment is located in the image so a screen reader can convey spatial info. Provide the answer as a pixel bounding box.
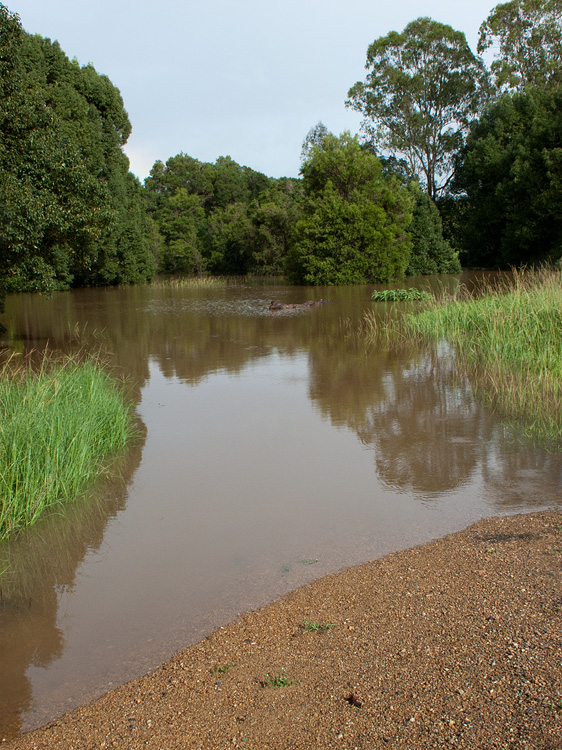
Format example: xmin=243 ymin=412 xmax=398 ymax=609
xmin=269 ymin=300 xmax=327 ymax=311
xmin=6 ymin=510 xmax=562 ymax=749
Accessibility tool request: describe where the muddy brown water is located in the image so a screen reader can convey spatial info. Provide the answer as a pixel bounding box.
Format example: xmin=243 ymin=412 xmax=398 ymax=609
xmin=1 ymin=274 xmax=561 ymax=739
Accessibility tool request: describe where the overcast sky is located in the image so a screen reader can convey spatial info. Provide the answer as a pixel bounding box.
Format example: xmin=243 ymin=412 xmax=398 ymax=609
xmin=9 ymin=0 xmax=499 ymax=182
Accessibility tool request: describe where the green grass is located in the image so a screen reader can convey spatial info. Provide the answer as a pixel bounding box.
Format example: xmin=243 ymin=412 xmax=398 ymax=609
xmin=150 ymin=275 xmax=227 ymax=289
xmin=261 ymin=669 xmax=296 ymax=688
xmin=0 ymin=352 xmax=136 ymax=541
xmin=371 ymin=287 xmax=432 ymax=302
xmin=210 ymin=663 xmax=235 ymax=675
xmin=364 ymin=268 xmax=562 ymax=444
xmin=301 ymin=619 xmax=334 ymax=632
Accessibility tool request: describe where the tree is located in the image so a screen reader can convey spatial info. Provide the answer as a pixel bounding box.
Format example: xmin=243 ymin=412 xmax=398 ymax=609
xmin=0 ymin=5 xmax=110 ymax=307
xmin=300 ymin=121 xmax=330 ymax=163
xmin=93 ymin=172 xmax=155 ymax=284
xmin=478 ymin=0 xmax=562 ymax=92
xmin=288 ymin=133 xmax=413 ymax=285
xmin=145 ymin=152 xmax=273 ymax=275
xmin=246 ymin=180 xmax=303 ymax=275
xmin=0 ymin=8 xmax=154 ymax=313
xmin=406 ymin=185 xmax=461 ymax=275
xmin=453 ymin=86 xmax=562 ymax=267
xmin=347 ymin=17 xmax=489 ymax=200
xmin=206 ymin=202 xmax=253 ymax=274
xmin=149 ymin=187 xmax=206 ymax=274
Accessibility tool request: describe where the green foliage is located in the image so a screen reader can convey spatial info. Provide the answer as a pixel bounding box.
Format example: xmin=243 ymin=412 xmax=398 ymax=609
xmin=207 ymin=202 xmax=253 ymax=274
xmin=261 ymin=670 xmax=296 ymax=688
xmin=0 ymin=7 xmax=154 ymax=312
xmin=144 ymin=152 xmax=277 ymax=275
xmin=435 ymin=195 xmax=471 ymax=252
xmin=245 ymin=180 xmax=304 ymax=275
xmin=93 ymin=172 xmax=156 ymax=285
xmin=288 ymin=133 xmax=413 ymax=285
xmin=0 ymin=354 xmax=136 ymax=540
xmin=454 ymin=86 xmax=562 ymax=267
xmin=478 ymin=0 xmax=562 ymax=92
xmin=407 ymin=187 xmax=461 ymax=275
xmin=151 ymin=188 xmax=207 ymax=274
xmin=301 ymin=121 xmax=330 ymax=163
xmin=210 ymin=663 xmax=235 ymax=675
xmin=402 ymin=269 xmax=562 ymax=444
xmin=347 ymin=17 xmax=489 ymax=199
xmin=301 ymin=620 xmax=334 ymax=632
xmin=371 ymin=288 xmax=432 ymax=301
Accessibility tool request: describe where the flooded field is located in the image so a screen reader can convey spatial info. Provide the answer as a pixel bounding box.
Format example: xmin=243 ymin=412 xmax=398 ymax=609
xmin=1 ymin=275 xmax=560 ymax=738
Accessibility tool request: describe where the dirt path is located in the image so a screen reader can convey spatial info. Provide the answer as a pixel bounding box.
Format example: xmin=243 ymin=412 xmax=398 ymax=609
xmin=6 ymin=510 xmax=562 ymax=749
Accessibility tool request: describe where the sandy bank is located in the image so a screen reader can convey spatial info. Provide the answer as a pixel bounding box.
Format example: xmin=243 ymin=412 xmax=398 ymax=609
xmin=6 ymin=510 xmax=562 ymax=749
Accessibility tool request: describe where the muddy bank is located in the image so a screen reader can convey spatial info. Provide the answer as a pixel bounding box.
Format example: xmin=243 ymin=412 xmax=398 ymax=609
xmin=6 ymin=510 xmax=562 ymax=749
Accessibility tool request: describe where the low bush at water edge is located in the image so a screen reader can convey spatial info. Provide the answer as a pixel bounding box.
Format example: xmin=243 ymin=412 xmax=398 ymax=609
xmin=0 ymin=354 xmax=136 ymax=541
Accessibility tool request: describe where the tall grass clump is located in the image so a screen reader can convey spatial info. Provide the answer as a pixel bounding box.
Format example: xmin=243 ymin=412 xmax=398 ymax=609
xmin=151 ymin=275 xmax=227 ymax=289
xmin=401 ymin=268 xmax=562 ymax=443
xmin=0 ymin=353 xmax=136 ymax=541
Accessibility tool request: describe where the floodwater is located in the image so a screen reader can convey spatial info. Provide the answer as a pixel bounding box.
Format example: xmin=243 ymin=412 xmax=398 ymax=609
xmin=1 ymin=275 xmax=561 ymax=739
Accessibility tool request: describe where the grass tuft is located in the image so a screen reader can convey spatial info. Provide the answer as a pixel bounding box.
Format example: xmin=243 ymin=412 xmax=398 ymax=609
xmin=0 ymin=351 xmax=136 ymax=541
xmin=261 ymin=669 xmax=296 ymax=688
xmin=210 ymin=663 xmax=235 ymax=675
xmin=150 ymin=275 xmax=227 ymax=289
xmin=363 ymin=268 xmax=562 ymax=444
xmin=301 ymin=620 xmax=334 ymax=632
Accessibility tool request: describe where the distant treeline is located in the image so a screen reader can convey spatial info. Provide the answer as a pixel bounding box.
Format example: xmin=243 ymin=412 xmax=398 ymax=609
xmin=2 ymin=0 xmax=562 ymax=313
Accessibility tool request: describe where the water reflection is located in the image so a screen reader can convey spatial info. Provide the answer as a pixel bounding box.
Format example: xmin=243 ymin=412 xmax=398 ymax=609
xmin=0 ymin=444 xmax=144 ymax=737
xmin=0 ymin=274 xmax=560 ymax=738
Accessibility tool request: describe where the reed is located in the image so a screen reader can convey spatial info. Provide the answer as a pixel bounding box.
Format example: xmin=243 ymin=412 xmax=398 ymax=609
xmin=363 ymin=268 xmax=562 ymax=443
xmin=0 ymin=353 xmax=136 ymax=541
xmin=150 ymin=275 xmax=227 ymax=289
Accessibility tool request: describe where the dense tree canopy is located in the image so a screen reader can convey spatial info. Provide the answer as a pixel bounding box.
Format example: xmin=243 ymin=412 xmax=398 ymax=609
xmin=0 ymin=4 xmax=154 ymax=313
xmin=453 ymin=86 xmax=562 ymax=267
xmin=347 ymin=17 xmax=489 ymax=200
xmin=406 ymin=186 xmax=461 ymax=275
xmin=144 ymin=152 xmax=299 ymax=275
xmin=9 ymin=0 xmax=562 ymax=307
xmin=478 ymin=0 xmax=562 ymax=92
xmin=288 ymin=133 xmax=413 ymax=285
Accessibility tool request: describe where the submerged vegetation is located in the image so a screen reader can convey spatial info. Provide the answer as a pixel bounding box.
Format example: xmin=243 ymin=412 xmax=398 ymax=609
xmin=364 ymin=269 xmax=562 ymax=444
xmin=0 ymin=353 xmax=136 ymax=541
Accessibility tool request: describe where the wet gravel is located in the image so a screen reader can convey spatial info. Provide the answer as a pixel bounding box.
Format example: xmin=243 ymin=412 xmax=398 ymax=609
xmin=6 ymin=510 xmax=562 ymax=749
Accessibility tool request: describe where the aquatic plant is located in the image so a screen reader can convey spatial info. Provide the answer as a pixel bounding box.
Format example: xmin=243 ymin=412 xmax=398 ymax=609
xmin=364 ymin=268 xmax=562 ymax=444
xmin=0 ymin=352 xmax=136 ymax=541
xmin=371 ymin=287 xmax=432 ymax=301
xmin=150 ymin=275 xmax=227 ymax=289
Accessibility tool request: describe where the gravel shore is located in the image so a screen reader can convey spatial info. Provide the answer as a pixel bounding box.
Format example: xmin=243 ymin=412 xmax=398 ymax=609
xmin=6 ymin=510 xmax=562 ymax=749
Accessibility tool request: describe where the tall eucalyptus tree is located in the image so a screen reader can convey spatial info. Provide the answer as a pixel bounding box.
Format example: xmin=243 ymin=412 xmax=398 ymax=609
xmin=478 ymin=0 xmax=562 ymax=92
xmin=347 ymin=17 xmax=489 ymax=200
